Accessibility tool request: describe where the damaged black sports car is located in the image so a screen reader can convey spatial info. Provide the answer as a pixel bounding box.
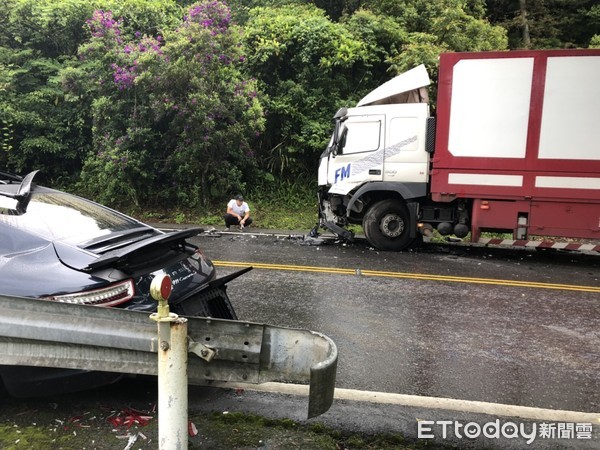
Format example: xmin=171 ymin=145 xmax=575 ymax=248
xmin=0 ymin=170 xmax=249 ymax=396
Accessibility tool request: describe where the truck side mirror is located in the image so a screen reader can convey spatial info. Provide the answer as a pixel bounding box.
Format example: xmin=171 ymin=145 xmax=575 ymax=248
xmin=331 ymin=125 xmax=347 ymax=158
xmin=338 ymin=127 xmax=347 ymax=153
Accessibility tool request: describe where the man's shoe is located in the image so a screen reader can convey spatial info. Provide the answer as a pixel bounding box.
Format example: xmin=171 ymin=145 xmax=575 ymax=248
xmin=223 ymin=226 xmax=230 ymax=231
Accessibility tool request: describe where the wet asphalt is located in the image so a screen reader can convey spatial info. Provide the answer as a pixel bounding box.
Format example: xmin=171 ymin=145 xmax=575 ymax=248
xmin=189 ymin=227 xmax=599 ymax=412
xmin=184 ymin=226 xmax=600 ymax=448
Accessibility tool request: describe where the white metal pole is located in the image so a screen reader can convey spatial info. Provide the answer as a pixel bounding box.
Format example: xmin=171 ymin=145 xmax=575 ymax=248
xmin=157 ymin=317 xmax=189 ymax=450
xmin=150 ymin=274 xmax=189 ymax=450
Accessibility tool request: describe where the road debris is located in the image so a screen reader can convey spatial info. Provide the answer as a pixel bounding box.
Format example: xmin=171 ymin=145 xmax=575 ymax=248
xmin=108 ymin=407 xmax=153 ymax=429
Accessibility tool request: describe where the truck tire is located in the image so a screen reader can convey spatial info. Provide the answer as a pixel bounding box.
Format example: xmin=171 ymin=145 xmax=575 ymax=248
xmin=363 ymin=199 xmax=414 ymax=251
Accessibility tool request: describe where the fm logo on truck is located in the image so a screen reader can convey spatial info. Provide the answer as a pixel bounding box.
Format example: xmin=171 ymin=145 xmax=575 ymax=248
xmin=335 ymin=164 xmax=351 ymax=183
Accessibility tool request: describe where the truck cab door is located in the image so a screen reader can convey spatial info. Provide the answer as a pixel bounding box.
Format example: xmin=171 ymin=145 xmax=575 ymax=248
xmin=382 ymin=103 xmax=430 ymax=185
xmin=327 ymin=115 xmax=385 ymax=195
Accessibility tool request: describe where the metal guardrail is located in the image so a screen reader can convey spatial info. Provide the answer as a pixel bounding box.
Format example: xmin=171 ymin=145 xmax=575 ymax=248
xmin=0 ymin=294 xmax=337 ymax=418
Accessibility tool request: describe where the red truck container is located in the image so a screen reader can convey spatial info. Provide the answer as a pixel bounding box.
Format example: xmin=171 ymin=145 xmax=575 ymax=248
xmin=432 ymin=50 xmax=600 ymax=246
xmin=317 ymin=49 xmax=600 ymax=252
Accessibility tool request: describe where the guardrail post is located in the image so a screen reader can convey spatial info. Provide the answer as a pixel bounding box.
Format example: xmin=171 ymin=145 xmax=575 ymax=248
xmin=150 ymin=274 xmax=189 ymax=450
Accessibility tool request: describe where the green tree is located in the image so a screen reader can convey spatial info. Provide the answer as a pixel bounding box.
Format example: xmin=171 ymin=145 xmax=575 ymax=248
xmin=228 ymin=0 xmax=363 ymax=23
xmin=0 ymin=0 xmax=97 ymax=182
xmin=75 ymin=1 xmax=264 ymax=209
xmin=486 ymin=0 xmax=599 ymax=49
xmin=242 ymin=4 xmax=369 ymax=177
xmin=362 ymin=0 xmax=506 ymax=53
xmin=0 ymin=0 xmax=185 ymax=185
xmin=0 ymin=48 xmax=91 ymax=182
xmin=341 ymin=9 xmax=409 ymax=84
xmin=589 ymin=4 xmax=600 ymax=47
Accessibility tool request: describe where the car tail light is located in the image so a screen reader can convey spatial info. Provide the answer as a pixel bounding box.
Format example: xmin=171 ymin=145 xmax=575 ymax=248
xmin=42 ymin=279 xmax=135 ymax=307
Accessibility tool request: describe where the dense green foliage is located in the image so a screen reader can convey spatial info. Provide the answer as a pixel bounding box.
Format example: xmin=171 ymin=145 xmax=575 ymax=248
xmin=72 ymin=3 xmax=264 ymax=208
xmin=1 ymin=0 xmax=598 ymax=218
xmin=486 ymin=0 xmax=599 ymax=49
xmin=243 ymin=4 xmax=370 ymax=177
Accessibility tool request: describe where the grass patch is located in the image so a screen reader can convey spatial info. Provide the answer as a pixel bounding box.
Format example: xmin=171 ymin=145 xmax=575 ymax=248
xmin=136 ymin=179 xmax=321 ymax=231
xmin=249 ymin=201 xmax=318 ymax=230
xmin=0 ymin=423 xmax=75 ymax=449
xmin=134 ymin=177 xmax=368 ymax=234
xmin=188 ymin=411 xmax=441 ymax=449
xmin=137 ymin=201 xmax=319 ymax=231
xmin=0 ymin=398 xmax=160 ymax=450
xmin=0 ymin=401 xmax=445 ymax=450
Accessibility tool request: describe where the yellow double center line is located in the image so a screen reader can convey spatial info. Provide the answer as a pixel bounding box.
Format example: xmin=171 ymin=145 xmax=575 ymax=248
xmin=214 ymin=261 xmax=600 ymax=293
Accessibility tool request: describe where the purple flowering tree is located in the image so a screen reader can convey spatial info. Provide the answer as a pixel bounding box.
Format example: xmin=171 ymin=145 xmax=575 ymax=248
xmin=77 ymin=1 xmax=264 ymax=209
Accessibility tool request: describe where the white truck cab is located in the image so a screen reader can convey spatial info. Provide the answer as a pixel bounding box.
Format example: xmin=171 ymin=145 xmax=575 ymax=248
xmin=317 ymin=65 xmax=435 ymax=248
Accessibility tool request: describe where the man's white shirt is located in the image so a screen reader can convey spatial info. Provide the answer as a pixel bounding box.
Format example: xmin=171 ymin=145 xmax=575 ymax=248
xmin=228 ymin=199 xmax=249 ymax=216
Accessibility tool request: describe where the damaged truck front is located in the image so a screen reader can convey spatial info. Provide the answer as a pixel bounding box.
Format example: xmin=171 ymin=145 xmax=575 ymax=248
xmin=317 ymin=64 xmax=435 ymax=250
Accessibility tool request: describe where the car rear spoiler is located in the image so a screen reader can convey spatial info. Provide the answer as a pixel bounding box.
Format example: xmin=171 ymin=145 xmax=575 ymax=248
xmin=85 ymin=228 xmax=204 ymax=273
xmin=0 ymin=170 xmax=39 ymax=214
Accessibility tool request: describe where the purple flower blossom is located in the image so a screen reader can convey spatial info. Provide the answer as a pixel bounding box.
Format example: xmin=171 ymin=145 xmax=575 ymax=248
xmin=183 ymin=0 xmax=232 ymax=34
xmin=86 ymin=10 xmax=122 ymax=42
xmin=112 ymin=64 xmax=137 ymax=89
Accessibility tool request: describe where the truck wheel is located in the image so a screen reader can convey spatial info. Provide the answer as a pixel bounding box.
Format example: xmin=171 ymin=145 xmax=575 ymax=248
xmin=363 ymin=199 xmax=414 ymax=251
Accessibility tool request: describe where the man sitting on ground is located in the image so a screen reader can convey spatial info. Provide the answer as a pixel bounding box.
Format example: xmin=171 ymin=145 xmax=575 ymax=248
xmin=224 ymin=194 xmax=252 ymax=231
